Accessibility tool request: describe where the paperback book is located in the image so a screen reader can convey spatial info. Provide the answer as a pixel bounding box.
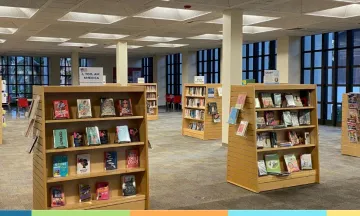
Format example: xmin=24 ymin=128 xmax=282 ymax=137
xmin=73 ymin=132 xmax=84 ymax=147
xmin=53 ymin=129 xmax=68 ymax=149
xmin=77 ymin=99 xmax=92 ymax=118
xmin=255 ymin=97 xmax=261 ymax=109
xmin=86 ymin=126 xmax=101 ymax=145
xmin=117 ymin=99 xmax=133 ymax=116
xmin=79 ymin=184 xmax=91 ymax=203
xmin=293 ymin=93 xmax=303 ymax=107
xmin=53 ymin=100 xmax=70 ymax=119
xmin=100 ymin=98 xmax=116 ymax=117
xmin=285 ymin=94 xmax=296 ymax=107
xmin=261 ymin=93 xmax=274 ymax=108
xmin=99 ymin=130 xmax=108 ymax=144
xmin=77 ymin=154 xmax=90 ymax=174
xmin=116 ymin=125 xmax=131 ymax=143
xmin=129 ymin=128 xmax=140 ymax=142
xmin=273 ymin=93 xmax=282 ymax=108
xmin=50 ymin=186 xmax=65 ymax=207
xmin=236 ymin=121 xmax=248 ymax=137
xmin=53 ymin=155 xmax=68 ymax=177
xmin=104 ymin=151 xmax=117 ymax=170
xmin=208 ymin=88 xmax=215 ymax=98
xmin=265 ymin=111 xmax=276 ymax=126
xmin=122 ymin=175 xmax=136 ymax=196
xmin=212 ymin=112 xmax=221 ymax=123
xmin=304 ymin=132 xmax=310 ymax=144
xmin=208 ymin=102 xmax=218 ymax=115
xmin=258 ymin=160 xmax=267 ymax=176
xmin=290 ymin=111 xmax=300 ymax=126
xmin=265 ymin=154 xmax=281 ymax=174
xmin=228 ymin=107 xmax=239 ymax=125
xmin=289 ymin=131 xmax=300 ymax=145
xmin=299 ymin=110 xmax=311 ymax=125
xmin=126 ymin=149 xmax=139 ymax=168
xmin=282 ymin=111 xmax=292 ymax=127
xmin=300 ymin=154 xmax=313 ymax=170
xmin=256 ymin=114 xmax=266 ymax=129
xmin=235 ymin=93 xmax=247 ymax=110
xmin=256 ymin=134 xmax=266 ymax=148
xmin=96 ymin=182 xmax=110 ymax=200
xmin=284 ymin=154 xmax=300 ymax=173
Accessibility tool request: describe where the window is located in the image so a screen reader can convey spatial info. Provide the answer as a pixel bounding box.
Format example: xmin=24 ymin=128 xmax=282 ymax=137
xmin=166 ymin=53 xmax=182 ymax=95
xmin=60 ymin=58 xmax=90 ymax=85
xmin=142 ymin=57 xmax=153 ymax=83
xmin=0 ymin=56 xmax=49 ymax=101
xmin=80 ymin=58 xmax=89 ymax=67
xmin=242 ymin=40 xmax=277 ymax=83
xmin=197 ymin=48 xmax=221 ymax=83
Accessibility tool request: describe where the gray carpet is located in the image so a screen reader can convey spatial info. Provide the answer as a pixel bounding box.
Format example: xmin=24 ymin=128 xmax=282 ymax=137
xmin=0 ymin=109 xmax=360 ymax=210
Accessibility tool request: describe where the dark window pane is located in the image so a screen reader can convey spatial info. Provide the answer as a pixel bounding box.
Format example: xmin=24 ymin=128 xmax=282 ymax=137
xmin=242 ymin=45 xmax=246 ymax=57
xmin=9 ymin=75 xmax=16 ymax=84
xmin=249 ymin=44 xmax=253 ymax=56
xmin=34 ymin=57 xmax=41 ymax=65
xmin=9 ymin=66 xmax=15 ymax=74
xmin=338 ymin=50 xmax=346 ymax=67
xmin=327 ymin=87 xmax=333 ymax=102
xmin=354 ymin=48 xmax=360 ymax=65
xmin=42 ymin=57 xmax=48 ymax=66
xmin=304 ymin=53 xmax=311 ymax=68
xmin=42 ymin=76 xmax=49 ymax=85
xmin=327 ymin=104 xmax=333 ymax=120
xmin=338 ymin=31 xmax=347 ymax=48
xmin=249 ymin=58 xmax=253 ymax=70
xmin=25 ymin=66 xmax=32 ymax=75
xmin=18 ymin=85 xmax=25 ymax=93
xmin=242 ymin=72 xmax=246 ymax=79
xmin=258 ymin=57 xmax=262 ymax=69
xmin=304 ymin=36 xmax=311 ymax=51
xmin=317 ymin=86 xmax=321 ymax=101
xmin=258 ymin=42 xmax=263 ymax=55
xmin=264 ymin=56 xmax=269 ymax=69
xmin=25 ymin=75 xmax=32 ymax=84
xmin=17 ymin=56 xmax=24 ymax=65
xmin=17 ymin=66 xmax=25 ymax=75
xmin=9 ymin=56 xmax=15 ymax=65
xmin=25 ymin=85 xmax=32 ymax=93
xmin=337 ymin=68 xmax=346 ymax=84
xmin=327 ymin=33 xmax=334 ymax=49
xmin=314 ymin=69 xmax=321 ymax=84
xmin=327 ymin=51 xmax=334 ymax=67
xmin=327 ymin=69 xmax=332 ymax=84
xmin=248 ymin=72 xmax=253 ymax=79
xmin=265 ymin=41 xmax=270 ymax=54
xmin=314 ymin=52 xmax=322 ymax=67
xmin=17 ymin=75 xmax=25 ymax=84
xmin=34 ymin=76 xmax=41 ymax=84
xmin=25 ymin=57 xmax=32 ymax=65
xmin=314 ymin=34 xmax=322 ymax=50
xmin=337 ymin=105 xmax=342 ymax=122
xmin=304 ymin=70 xmax=311 ymax=84
xmin=354 ymin=68 xmax=360 ymax=84
xmin=317 ymin=103 xmax=321 ymax=119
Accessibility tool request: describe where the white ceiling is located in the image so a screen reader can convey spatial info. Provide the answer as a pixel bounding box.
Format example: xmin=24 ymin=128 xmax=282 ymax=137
xmin=0 ymin=0 xmax=359 ymax=58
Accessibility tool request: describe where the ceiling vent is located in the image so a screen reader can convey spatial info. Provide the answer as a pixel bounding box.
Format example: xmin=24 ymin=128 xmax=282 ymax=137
xmin=287 ymin=27 xmax=304 ymax=31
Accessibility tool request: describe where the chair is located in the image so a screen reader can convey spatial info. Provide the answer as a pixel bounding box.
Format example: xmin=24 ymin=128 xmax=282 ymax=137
xmin=17 ymin=97 xmax=29 ymax=113
xmin=165 ymin=94 xmax=174 ymax=111
xmin=172 ymin=95 xmax=182 ymax=110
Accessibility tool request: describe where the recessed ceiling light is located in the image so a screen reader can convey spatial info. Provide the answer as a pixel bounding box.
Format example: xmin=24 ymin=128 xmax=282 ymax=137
xmin=0 ymin=39 xmax=5 ymax=43
xmin=148 ymin=43 xmax=188 ymax=48
xmin=134 ymin=7 xmax=210 ymax=21
xmin=0 ymin=6 xmax=38 ymax=19
xmin=27 ymin=36 xmax=70 ymax=43
xmin=58 ymin=42 xmax=97 ymax=47
xmin=207 ymin=15 xmax=279 ymax=25
xmin=58 ymin=12 xmax=126 ymax=24
xmin=243 ymin=26 xmax=281 ymax=34
xmin=306 ymin=4 xmax=360 ymax=18
xmin=105 ymin=45 xmax=143 ymax=49
xmin=187 ymin=34 xmax=223 ymax=40
xmin=80 ymin=33 xmax=129 ymax=39
xmin=0 ymin=27 xmax=18 ymax=34
xmin=135 ymin=36 xmax=181 ymax=42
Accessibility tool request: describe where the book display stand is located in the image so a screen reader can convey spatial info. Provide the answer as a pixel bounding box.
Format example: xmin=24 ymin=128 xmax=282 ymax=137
xmin=227 ymin=84 xmax=320 ymax=192
xmin=341 ymin=93 xmax=360 ymax=157
xmin=32 ymin=86 xmax=149 ymax=210
xmin=129 ymin=83 xmax=158 ymax=121
xmin=182 ymin=84 xmax=222 ymax=140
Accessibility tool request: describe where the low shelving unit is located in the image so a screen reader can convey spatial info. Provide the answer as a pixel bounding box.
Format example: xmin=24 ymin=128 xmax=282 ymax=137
xmin=129 ymin=83 xmax=158 ymax=121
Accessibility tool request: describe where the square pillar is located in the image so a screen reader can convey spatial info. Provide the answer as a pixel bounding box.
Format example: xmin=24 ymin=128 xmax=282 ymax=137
xmin=277 ymin=36 xmax=301 ymax=84
xmin=182 ymin=51 xmax=197 ymax=84
xmin=71 ymin=52 xmax=79 ymax=85
xmin=116 ymin=41 xmax=128 ymax=85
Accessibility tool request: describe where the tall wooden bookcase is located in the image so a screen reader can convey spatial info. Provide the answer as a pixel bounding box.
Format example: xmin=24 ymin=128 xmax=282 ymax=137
xmin=182 ymin=84 xmax=222 ymax=140
xmin=129 ymin=83 xmax=158 ymax=121
xmin=341 ymin=93 xmax=360 ymax=157
xmin=0 ymin=77 xmax=2 ymax=144
xmin=227 ymin=84 xmax=320 ymax=192
xmin=32 ymin=86 xmax=149 ymax=210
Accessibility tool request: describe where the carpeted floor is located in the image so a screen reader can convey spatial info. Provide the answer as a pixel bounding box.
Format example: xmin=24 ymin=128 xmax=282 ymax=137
xmin=0 ymin=110 xmax=360 ymax=210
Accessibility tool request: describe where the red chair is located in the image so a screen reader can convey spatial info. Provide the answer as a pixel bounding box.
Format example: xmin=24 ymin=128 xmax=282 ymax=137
xmin=166 ymin=94 xmax=174 ymax=111
xmin=172 ymin=95 xmax=182 ymax=110
xmin=17 ymin=98 xmax=29 ymax=112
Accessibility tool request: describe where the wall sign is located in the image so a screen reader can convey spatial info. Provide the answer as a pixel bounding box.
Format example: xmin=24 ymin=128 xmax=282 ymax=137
xmin=138 ymin=77 xmax=145 ymax=83
xmin=194 ymin=76 xmax=205 ymax=84
xmin=79 ymin=67 xmax=104 ymax=86
xmin=264 ymin=70 xmax=279 ymax=84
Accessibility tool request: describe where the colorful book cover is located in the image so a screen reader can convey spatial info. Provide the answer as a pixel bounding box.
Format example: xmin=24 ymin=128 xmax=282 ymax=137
xmin=53 ymin=155 xmax=68 ymax=177
xmin=53 ymin=100 xmax=70 ymax=119
xmin=236 ymin=121 xmax=248 ymax=137
xmin=100 ymin=98 xmax=116 ymax=117
xmin=300 ymin=154 xmax=313 ymax=170
xmin=261 ymin=93 xmax=274 ymax=108
xmin=288 ymin=131 xmax=300 ymax=145
xmin=53 ymin=129 xmax=68 ymax=149
xmin=77 ymin=99 xmax=92 ymax=118
xmin=207 ymin=88 xmax=215 ymax=98
xmin=73 ymin=132 xmax=83 ymax=147
xmin=285 ymin=94 xmax=296 ymax=107
xmin=256 ymin=116 xmax=266 ymax=129
xmin=117 ymin=99 xmax=133 ymax=116
xmin=284 ymin=154 xmax=300 ymax=173
xmin=304 ymin=132 xmax=310 ymax=144
xmin=207 ymin=102 xmax=218 ymax=115
xmin=77 ymin=154 xmax=90 ymax=174
xmin=264 ymin=154 xmax=281 ymax=174
xmin=122 ymin=175 xmax=136 ymax=196
xmin=96 ymin=182 xmax=109 ymax=200
xmin=299 ymin=110 xmax=311 ymax=125
xmin=257 ymin=160 xmax=267 ymax=176
xmin=273 ymin=93 xmax=282 ymax=108
xmin=293 ymin=93 xmax=303 ymax=107
xmin=228 ymin=107 xmax=239 ymax=125
xmin=128 ymin=128 xmax=140 ymax=142
xmin=291 ymin=111 xmax=300 ymax=126
xmin=79 ymin=184 xmax=91 ymax=203
xmin=235 ymin=93 xmax=247 ymax=110
xmin=265 ymin=111 xmax=276 ymax=126
xmin=104 ymin=151 xmax=117 ymax=170
xmin=126 ymin=149 xmax=139 ymax=168
xmin=99 ymin=130 xmax=108 ymax=144
xmin=212 ymin=112 xmax=221 ymax=123
xmin=86 ymin=126 xmax=101 ymax=145
xmin=116 ymin=125 xmax=131 ymax=143
xmin=50 ymin=186 xmax=65 ymax=207
xmin=282 ymin=111 xmax=293 ymax=127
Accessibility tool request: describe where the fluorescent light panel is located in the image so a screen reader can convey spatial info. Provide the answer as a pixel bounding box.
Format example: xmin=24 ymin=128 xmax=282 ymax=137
xmin=80 ymin=33 xmax=128 ymax=39
xmin=0 ymin=39 xmax=5 ymax=43
xmin=58 ymin=12 xmax=126 ymax=24
xmin=243 ymin=26 xmax=281 ymax=34
xmin=58 ymin=42 xmax=97 ymax=47
xmin=134 ymin=7 xmax=210 ymax=21
xmin=207 ymin=15 xmax=279 ymax=25
xmin=187 ymin=34 xmax=223 ymax=40
xmin=135 ymin=36 xmax=180 ymax=42
xmin=27 ymin=36 xmax=70 ymax=43
xmin=334 ymin=0 xmax=360 ymax=3
xmin=148 ymin=43 xmax=188 ymax=48
xmin=0 ymin=6 xmax=38 ymax=19
xmin=105 ymin=45 xmax=143 ymax=49
xmin=306 ymin=4 xmax=360 ymax=18
xmin=0 ymin=27 xmax=17 ymax=34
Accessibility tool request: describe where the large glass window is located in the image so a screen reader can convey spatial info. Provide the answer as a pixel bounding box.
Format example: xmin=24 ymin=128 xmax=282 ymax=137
xmin=242 ymin=40 xmax=277 ymax=83
xmin=0 ymin=56 xmax=49 ymax=101
xmin=166 ymin=53 xmax=182 ymax=95
xmin=60 ymin=58 xmax=90 ymax=86
xmin=197 ymin=48 xmax=220 ymax=83
xmin=142 ymin=57 xmax=153 ymax=83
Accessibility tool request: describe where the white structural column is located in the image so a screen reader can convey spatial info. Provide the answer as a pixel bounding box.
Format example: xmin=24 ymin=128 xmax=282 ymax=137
xmin=71 ymin=52 xmax=79 ymax=85
xmin=116 ymin=41 xmax=128 ymax=85
xmin=277 ymin=36 xmax=301 ymax=84
xmin=156 ymin=55 xmax=166 ymax=106
xmin=182 ymin=51 xmax=197 ymax=84
xmin=221 ymin=9 xmax=243 ymax=145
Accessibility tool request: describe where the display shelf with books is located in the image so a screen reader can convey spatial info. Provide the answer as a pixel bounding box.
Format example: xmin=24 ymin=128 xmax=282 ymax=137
xmin=341 ymin=93 xmax=360 ymax=157
xmin=0 ymin=77 xmax=3 ymax=144
xmin=227 ymin=84 xmax=320 ymax=193
xmin=182 ymin=84 xmax=222 ymax=140
xmin=129 ymin=83 xmax=158 ymax=121
xmin=32 ymin=86 xmax=149 ymax=210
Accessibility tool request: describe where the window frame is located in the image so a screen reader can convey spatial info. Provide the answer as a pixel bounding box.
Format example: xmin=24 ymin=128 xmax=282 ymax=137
xmin=142 ymin=57 xmax=153 ymax=83
xmin=166 ymin=53 xmax=182 ymax=95
xmin=197 ymin=48 xmax=221 ymax=83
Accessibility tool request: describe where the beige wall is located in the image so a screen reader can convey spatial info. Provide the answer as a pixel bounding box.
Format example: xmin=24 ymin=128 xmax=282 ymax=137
xmin=277 ymin=36 xmax=301 ymax=84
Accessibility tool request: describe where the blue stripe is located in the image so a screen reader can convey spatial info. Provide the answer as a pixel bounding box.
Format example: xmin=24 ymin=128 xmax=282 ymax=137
xmin=0 ymin=211 xmax=31 ymax=216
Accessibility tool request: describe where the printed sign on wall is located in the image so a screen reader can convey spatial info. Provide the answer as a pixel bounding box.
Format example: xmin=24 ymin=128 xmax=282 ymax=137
xmin=79 ymin=67 xmax=104 ymax=86
xmin=194 ymin=76 xmax=205 ymax=84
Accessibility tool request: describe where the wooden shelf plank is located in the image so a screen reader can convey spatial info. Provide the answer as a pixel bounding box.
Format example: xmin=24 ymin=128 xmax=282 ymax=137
xmin=256 ymin=106 xmax=315 ymax=111
xmin=256 ymin=125 xmax=315 ymax=132
xmin=146 ymin=91 xmax=157 ymax=93
xmin=183 ymin=117 xmax=204 ymax=121
xmin=46 ymin=142 xmax=145 ymax=154
xmin=146 ymin=98 xmax=157 ymax=100
xmin=47 ymin=168 xmax=145 ymax=183
xmin=184 ymin=106 xmax=206 ymax=110
xmin=185 ymin=95 xmax=206 ymax=98
xmin=257 ymin=144 xmax=316 ymax=152
xmin=258 ymin=170 xmax=316 ymax=184
xmin=45 ymin=116 xmax=144 ymax=124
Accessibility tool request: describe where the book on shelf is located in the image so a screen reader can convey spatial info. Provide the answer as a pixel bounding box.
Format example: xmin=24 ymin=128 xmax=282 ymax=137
xmin=117 ymin=99 xmax=133 ymax=116
xmin=282 ymin=111 xmax=292 ymax=127
xmin=273 ymin=93 xmax=282 ymax=108
xmin=264 ymin=154 xmax=281 ymax=174
xmin=77 ymin=99 xmax=92 ymax=118
xmin=53 ymin=129 xmax=68 ymax=149
xmin=300 ymin=91 xmax=311 ymax=107
xmin=270 ymin=132 xmax=278 ymax=148
xmin=285 ymin=94 xmax=296 ymax=107
xmin=99 ymin=130 xmax=108 ymax=144
xmin=116 ymin=125 xmax=131 ymax=143
xmin=284 ymin=154 xmax=300 ymax=173
xmin=100 ymin=98 xmax=116 ymax=117
xmin=53 ymin=155 xmax=68 ymax=177
xmin=300 ymin=154 xmax=313 ymax=170
xmin=53 ymin=100 xmax=70 ymax=119
xmin=260 ymin=93 xmax=274 ymax=108
xmin=297 ymin=132 xmax=305 ymax=144
xmin=293 ymin=93 xmax=303 ymax=107
xmin=304 ymin=132 xmax=310 ymax=144
xmin=265 ymin=111 xmax=277 ymax=126
xmin=228 ymin=107 xmax=239 ymax=125
xmin=79 ymin=184 xmax=91 ymax=203
xmin=290 ymin=111 xmax=300 ymax=126
xmin=122 ymin=175 xmax=137 ymax=196
xmin=299 ymin=110 xmax=311 ymax=125
xmin=217 ymin=87 xmax=222 ymax=97
xmin=262 ymin=132 xmax=271 ymax=148
xmin=235 ymin=93 xmax=247 ymax=110
xmin=212 ymin=112 xmax=221 ymax=123
xmin=86 ymin=126 xmax=101 ymax=145
xmin=255 ymin=97 xmax=261 ymax=109
xmin=77 ymin=154 xmax=90 ymax=174
xmin=185 ymin=109 xmax=204 ymax=120
xmin=208 ymin=88 xmax=215 ymax=98
xmin=72 ymin=132 xmax=84 ymax=147
xmin=348 ymin=109 xmax=358 ymax=120
xmin=189 ymin=122 xmax=204 ymax=131
xmin=50 ymin=186 xmax=65 ymax=207
xmin=207 ymin=102 xmax=218 ymax=114
xmin=257 ymin=160 xmax=267 ymax=176
xmin=96 ymin=182 xmax=110 ymax=200
xmin=288 ymin=131 xmax=300 ymax=145
xmin=256 ymin=115 xmax=266 ymax=129
xmin=256 ymin=134 xmax=266 ymax=148
xmin=279 ymin=142 xmax=293 ymax=147
xmin=129 ymin=128 xmax=140 ymax=142
xmin=104 ymin=151 xmax=117 ymax=170
xmin=348 ymin=130 xmax=358 ymax=143
xmin=126 ymin=149 xmax=139 ymax=168
xmin=236 ymin=121 xmax=248 ymax=137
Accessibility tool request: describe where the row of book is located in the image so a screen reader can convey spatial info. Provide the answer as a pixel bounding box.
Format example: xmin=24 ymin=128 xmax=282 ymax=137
xmin=258 ymin=153 xmax=312 ymax=176
xmin=146 ymin=85 xmax=156 ymax=92
xmin=184 ymin=109 xmax=204 ymax=120
xmin=51 ymin=175 xmax=136 ymax=207
xmin=188 ymin=122 xmax=204 ymax=131
xmin=256 ymin=92 xmax=310 ymax=109
xmin=186 ymin=98 xmax=205 ymax=108
xmin=256 ymin=110 xmax=311 ymax=129
xmin=347 ymin=93 xmax=360 ymax=142
xmin=53 ymin=125 xmax=139 ymax=148
xmin=53 ymin=98 xmax=133 ymax=120
xmin=147 ymin=93 xmax=156 ymax=99
xmin=257 ymin=131 xmax=311 ymax=148
xmin=186 ymin=87 xmax=205 ymax=96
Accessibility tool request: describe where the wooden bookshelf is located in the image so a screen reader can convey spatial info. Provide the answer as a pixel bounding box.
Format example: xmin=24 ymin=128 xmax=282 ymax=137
xmin=341 ymin=93 xmax=360 ymax=157
xmin=0 ymin=77 xmax=2 ymax=144
xmin=227 ymin=84 xmax=320 ymax=193
xmin=129 ymin=83 xmax=158 ymax=121
xmin=182 ymin=84 xmax=222 ymax=140
xmin=32 ymin=86 xmax=149 ymax=210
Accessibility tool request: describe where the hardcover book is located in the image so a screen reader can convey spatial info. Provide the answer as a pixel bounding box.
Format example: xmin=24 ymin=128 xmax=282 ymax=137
xmin=236 ymin=121 xmax=248 ymax=137
xmin=299 ymin=110 xmax=311 ymax=125
xmin=261 ymin=93 xmax=274 ymax=108
xmin=86 ymin=126 xmax=101 ymax=145
xmin=100 ymin=98 xmax=116 ymax=117
xmin=290 ymin=111 xmax=300 ymax=126
xmin=79 ymin=184 xmax=91 ymax=203
xmin=235 ymin=93 xmax=247 ymax=110
xmin=208 ymin=88 xmax=215 ymax=98
xmin=258 ymin=160 xmax=267 ymax=176
xmin=77 ymin=99 xmax=92 ymax=118
xmin=265 ymin=154 xmax=281 ymax=174
xmin=116 ymin=125 xmax=131 ymax=143
xmin=300 ymin=154 xmax=313 ymax=170
xmin=73 ymin=132 xmax=84 ymax=147
xmin=99 ymin=130 xmax=108 ymax=144
xmin=122 ymin=175 xmax=136 ymax=196
xmin=126 ymin=149 xmax=139 ymax=168
xmin=207 ymin=102 xmax=218 ymax=115
xmin=117 ymin=99 xmax=133 ymax=116
xmin=96 ymin=182 xmax=109 ymax=200
xmin=282 ymin=111 xmax=292 ymax=127
xmin=284 ymin=154 xmax=300 ymax=173
xmin=53 ymin=100 xmax=70 ymax=119
xmin=265 ymin=111 xmax=276 ymax=126
xmin=77 ymin=154 xmax=90 ymax=174
xmin=53 ymin=129 xmax=68 ymax=149
xmin=273 ymin=93 xmax=282 ymax=108
xmin=104 ymin=151 xmax=117 ymax=170
xmin=212 ymin=112 xmax=221 ymax=123
xmin=50 ymin=186 xmax=65 ymax=207
xmin=285 ymin=94 xmax=296 ymax=107
xmin=129 ymin=128 xmax=140 ymax=142
xmin=228 ymin=107 xmax=239 ymax=125
xmin=53 ymin=155 xmax=68 ymax=177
